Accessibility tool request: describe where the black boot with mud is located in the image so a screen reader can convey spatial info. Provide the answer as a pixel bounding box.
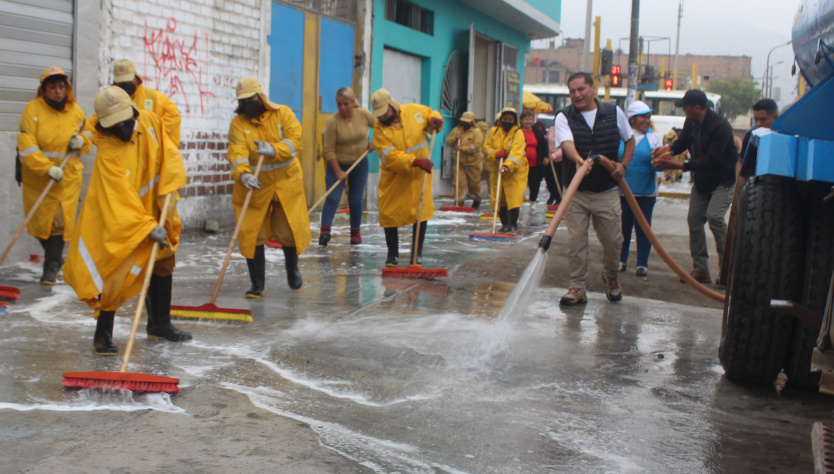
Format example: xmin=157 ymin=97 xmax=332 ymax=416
xmin=93 ymin=310 xmax=118 ymax=355
xmin=146 ymin=273 xmax=193 ymax=342
xmin=245 ymin=244 xmax=265 ymax=298
xmin=384 ymin=227 xmax=399 ymax=267
xmin=39 ymin=235 xmax=65 ymax=285
xmin=283 ymin=246 xmax=303 ymax=290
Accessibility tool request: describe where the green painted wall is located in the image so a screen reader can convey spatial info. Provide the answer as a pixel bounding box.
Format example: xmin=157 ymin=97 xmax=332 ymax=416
xmin=524 ymin=0 xmax=560 ymax=21
xmin=369 ymin=0 xmax=561 ymax=170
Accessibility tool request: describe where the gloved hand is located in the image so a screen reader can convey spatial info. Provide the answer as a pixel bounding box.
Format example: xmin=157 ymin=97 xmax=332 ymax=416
xmin=413 ymin=158 xmax=433 ymax=173
xmin=500 ymin=166 xmax=510 ymax=174
xmin=254 ymin=140 xmax=276 ymax=158
xmin=429 ymin=117 xmax=443 ymax=131
xmin=240 ymin=172 xmax=262 ymax=190
xmin=495 ymin=150 xmax=507 ymax=160
xmin=148 ymin=226 xmax=170 ymax=248
xmin=68 ymin=135 xmax=84 ymax=150
xmin=46 ymin=165 xmax=63 ymax=182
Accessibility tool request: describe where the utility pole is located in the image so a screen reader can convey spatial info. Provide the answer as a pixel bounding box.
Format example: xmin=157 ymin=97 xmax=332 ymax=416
xmin=673 ymin=0 xmax=683 ymax=90
xmin=583 ymin=0 xmax=593 ymax=72
xmin=593 ymin=16 xmax=601 ymax=96
xmin=627 ymin=0 xmax=639 ymax=106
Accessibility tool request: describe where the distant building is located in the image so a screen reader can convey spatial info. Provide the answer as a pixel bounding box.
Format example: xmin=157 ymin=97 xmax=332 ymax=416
xmin=525 ymin=38 xmax=752 ymax=89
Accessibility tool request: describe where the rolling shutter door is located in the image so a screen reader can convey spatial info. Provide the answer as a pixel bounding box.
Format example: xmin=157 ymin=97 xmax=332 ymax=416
xmin=0 ymin=0 xmax=75 ymax=131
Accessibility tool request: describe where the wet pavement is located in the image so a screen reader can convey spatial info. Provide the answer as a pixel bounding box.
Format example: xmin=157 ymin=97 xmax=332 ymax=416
xmin=0 ymin=198 xmax=831 ymax=473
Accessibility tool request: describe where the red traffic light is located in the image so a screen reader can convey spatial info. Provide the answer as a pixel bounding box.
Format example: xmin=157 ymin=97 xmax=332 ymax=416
xmin=664 ymin=79 xmax=673 ymax=91
xmin=610 ymin=65 xmax=621 ymax=86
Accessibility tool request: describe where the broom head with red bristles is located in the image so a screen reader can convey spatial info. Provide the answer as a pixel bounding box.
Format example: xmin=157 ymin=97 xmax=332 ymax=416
xmin=548 ymin=204 xmax=559 ymax=211
xmin=335 ymin=209 xmax=368 ymax=216
xmin=0 ymin=285 xmax=21 ymax=301
xmin=469 ymin=232 xmax=517 ymax=242
xmin=381 ymin=265 xmax=448 ymax=279
xmin=438 ymin=205 xmax=476 ymax=213
xmin=170 ymin=302 xmax=253 ymax=323
xmin=480 ymin=213 xmax=496 ymax=220
xmin=62 ymin=371 xmax=180 ymax=394
xmin=266 ymin=239 xmax=283 ymax=249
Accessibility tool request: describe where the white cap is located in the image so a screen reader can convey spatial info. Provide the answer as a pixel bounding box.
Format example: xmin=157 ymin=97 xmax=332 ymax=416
xmin=626 ymin=101 xmax=653 ymax=119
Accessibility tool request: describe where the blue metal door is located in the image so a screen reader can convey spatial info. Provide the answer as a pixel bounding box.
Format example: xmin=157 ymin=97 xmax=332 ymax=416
xmin=268 ymin=3 xmax=304 ymax=118
xmin=318 ymin=17 xmax=355 ymax=114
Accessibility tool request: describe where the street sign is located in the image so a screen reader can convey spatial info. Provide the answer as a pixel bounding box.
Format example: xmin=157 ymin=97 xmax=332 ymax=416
xmin=637 ymin=83 xmax=659 ymax=91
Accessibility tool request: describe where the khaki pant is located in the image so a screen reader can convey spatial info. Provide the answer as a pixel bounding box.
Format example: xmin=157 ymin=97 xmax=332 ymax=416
xmin=454 ymin=158 xmax=483 ymax=204
xmin=50 ymin=204 xmax=64 ymax=236
xmin=256 ymin=198 xmax=295 ymax=247
xmin=566 ymin=189 xmax=623 ymax=289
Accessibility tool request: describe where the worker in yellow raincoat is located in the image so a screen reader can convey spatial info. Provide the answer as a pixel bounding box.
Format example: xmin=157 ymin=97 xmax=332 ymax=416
xmin=227 ymin=77 xmax=310 ymax=297
xmin=370 ymin=88 xmax=443 ymax=267
xmin=17 ymin=66 xmax=93 ymax=284
xmin=445 ymin=111 xmax=484 ymax=209
xmin=112 ymin=59 xmax=181 ymax=148
xmin=483 ymin=107 xmax=528 ymax=234
xmin=64 ymin=86 xmax=191 ymax=355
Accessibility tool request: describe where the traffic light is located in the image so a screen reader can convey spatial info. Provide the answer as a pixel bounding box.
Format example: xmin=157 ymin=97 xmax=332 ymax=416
xmin=600 ymin=50 xmax=613 ymax=76
xmin=611 ymin=65 xmax=621 ymax=86
xmin=664 ymin=79 xmax=673 ymax=91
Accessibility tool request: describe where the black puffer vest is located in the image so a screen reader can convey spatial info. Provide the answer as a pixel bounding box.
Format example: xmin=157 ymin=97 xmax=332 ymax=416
xmin=563 ymin=101 xmax=621 ymax=192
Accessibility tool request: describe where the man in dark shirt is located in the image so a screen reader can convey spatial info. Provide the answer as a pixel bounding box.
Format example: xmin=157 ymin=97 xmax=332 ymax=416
xmin=653 ymin=89 xmax=736 ymax=284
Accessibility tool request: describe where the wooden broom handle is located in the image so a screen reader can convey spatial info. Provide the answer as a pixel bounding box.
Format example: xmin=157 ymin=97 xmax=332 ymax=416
xmin=492 ymin=158 xmax=505 ymax=234
xmin=0 ymin=151 xmax=75 ymax=267
xmin=412 ymin=130 xmax=437 ymax=266
xmin=120 ymin=192 xmax=174 ymax=372
xmin=209 ymin=154 xmax=266 ymax=305
xmin=308 ymin=150 xmax=369 ymax=214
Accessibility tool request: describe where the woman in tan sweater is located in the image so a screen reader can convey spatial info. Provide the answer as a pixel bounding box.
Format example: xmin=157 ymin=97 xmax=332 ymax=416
xmin=320 ymin=87 xmax=375 ymax=245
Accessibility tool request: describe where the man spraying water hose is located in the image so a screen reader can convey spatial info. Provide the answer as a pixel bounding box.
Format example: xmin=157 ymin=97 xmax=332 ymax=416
xmin=553 ymin=72 xmax=635 ymax=305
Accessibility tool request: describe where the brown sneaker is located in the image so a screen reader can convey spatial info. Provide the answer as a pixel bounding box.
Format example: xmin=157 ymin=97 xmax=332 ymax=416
xmin=689 ymin=270 xmax=712 ymax=284
xmin=559 ymin=288 xmax=587 ymax=306
xmin=604 ymin=274 xmax=623 ymax=302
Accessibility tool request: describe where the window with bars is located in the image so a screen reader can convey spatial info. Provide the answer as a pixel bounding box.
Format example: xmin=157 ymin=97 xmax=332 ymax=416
xmin=385 ymin=0 xmax=433 ymax=35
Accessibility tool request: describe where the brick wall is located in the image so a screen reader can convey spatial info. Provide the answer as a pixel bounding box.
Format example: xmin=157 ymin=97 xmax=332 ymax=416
xmin=100 ymin=0 xmax=270 ymax=227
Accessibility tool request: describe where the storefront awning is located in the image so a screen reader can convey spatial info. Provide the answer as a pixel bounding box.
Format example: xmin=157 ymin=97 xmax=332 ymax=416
xmin=458 ymin=0 xmax=560 ymax=39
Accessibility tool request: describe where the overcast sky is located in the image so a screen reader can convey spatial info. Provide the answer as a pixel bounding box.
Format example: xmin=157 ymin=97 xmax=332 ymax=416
xmin=543 ymin=0 xmax=802 ymax=107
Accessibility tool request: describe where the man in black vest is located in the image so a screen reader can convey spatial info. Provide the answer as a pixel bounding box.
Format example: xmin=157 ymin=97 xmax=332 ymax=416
xmin=653 ymin=89 xmax=735 ymax=284
xmin=553 ymin=72 xmax=635 ymax=305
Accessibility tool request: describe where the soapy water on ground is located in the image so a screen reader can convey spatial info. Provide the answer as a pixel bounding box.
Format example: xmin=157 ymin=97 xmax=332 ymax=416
xmin=0 ymin=196 xmax=825 ymax=472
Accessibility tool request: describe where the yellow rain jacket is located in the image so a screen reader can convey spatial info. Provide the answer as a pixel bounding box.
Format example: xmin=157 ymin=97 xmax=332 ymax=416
xmin=227 ymin=105 xmax=310 ymax=259
xmin=64 ymin=109 xmax=186 ymax=312
xmin=374 ymin=104 xmax=442 ymax=228
xmin=484 ymin=125 xmax=528 ymax=209
xmin=18 ymin=94 xmax=93 ymax=240
xmin=131 ymin=84 xmax=181 ymax=148
xmin=445 ymin=125 xmax=484 ymax=165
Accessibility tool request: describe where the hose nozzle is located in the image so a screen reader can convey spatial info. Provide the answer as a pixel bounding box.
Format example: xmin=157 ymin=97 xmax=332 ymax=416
xmin=538 ymin=235 xmax=552 ymax=251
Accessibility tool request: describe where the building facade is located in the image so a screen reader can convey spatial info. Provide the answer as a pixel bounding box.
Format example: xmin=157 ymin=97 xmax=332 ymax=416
xmin=0 ymin=0 xmax=558 ymax=263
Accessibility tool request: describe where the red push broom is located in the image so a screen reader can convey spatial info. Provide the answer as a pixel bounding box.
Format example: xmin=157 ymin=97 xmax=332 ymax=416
xmin=169 ymin=156 xmax=268 ymax=323
xmin=381 ymin=131 xmax=448 ymax=279
xmin=469 ymin=158 xmax=517 ymax=242
xmin=0 ymin=151 xmax=75 ymax=296
xmin=63 ymin=194 xmax=180 ymax=394
xmin=439 ymin=139 xmax=475 ymax=213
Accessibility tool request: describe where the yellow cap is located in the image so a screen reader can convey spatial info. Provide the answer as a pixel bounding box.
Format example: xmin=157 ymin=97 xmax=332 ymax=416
xmin=499 ymin=107 xmax=518 ymax=123
xmin=235 ymin=77 xmax=263 ymax=100
xmin=113 ymin=59 xmax=137 ymax=83
xmin=459 ymin=111 xmax=475 ymax=123
xmin=370 ymin=88 xmax=400 ymax=118
xmin=94 ymin=86 xmax=138 ymax=128
xmin=40 ymin=66 xmax=68 ymax=84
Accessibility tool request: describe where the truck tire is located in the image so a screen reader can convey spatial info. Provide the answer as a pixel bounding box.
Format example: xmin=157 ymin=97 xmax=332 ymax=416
xmin=785 ymin=183 xmax=834 ymax=390
xmin=719 ymin=176 xmax=805 ymax=384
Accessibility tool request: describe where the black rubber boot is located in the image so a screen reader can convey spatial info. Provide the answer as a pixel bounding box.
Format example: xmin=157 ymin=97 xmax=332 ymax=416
xmin=410 ymin=222 xmax=428 ymax=266
xmin=507 ymin=207 xmax=520 ymax=235
xmin=283 ymin=246 xmax=303 ymax=290
xmin=245 ymin=245 xmax=265 ymax=298
xmin=93 ymin=310 xmax=118 ymax=355
xmin=472 ymin=200 xmax=481 ymax=211
xmin=498 ymin=207 xmax=510 ymax=233
xmin=39 ymin=235 xmax=65 ymax=285
xmin=384 ymin=227 xmax=399 ymax=267
xmin=146 ymin=273 xmax=192 ymax=342
xmin=319 ymin=226 xmax=331 ymax=247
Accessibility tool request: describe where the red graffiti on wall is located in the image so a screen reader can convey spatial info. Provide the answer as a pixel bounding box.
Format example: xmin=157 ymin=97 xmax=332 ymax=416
xmin=143 ymin=18 xmax=214 ymax=115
